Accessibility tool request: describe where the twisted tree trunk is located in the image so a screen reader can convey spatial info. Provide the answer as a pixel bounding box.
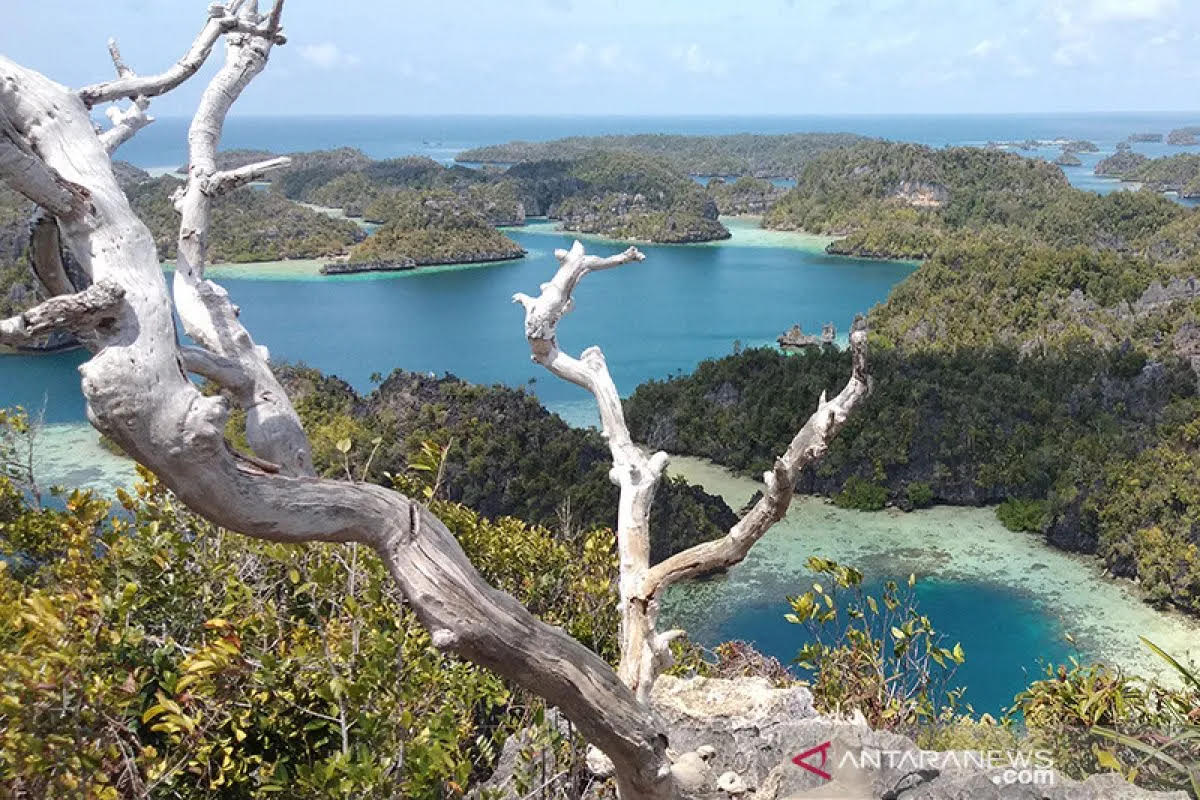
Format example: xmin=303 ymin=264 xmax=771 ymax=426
xmin=0 ymin=6 xmax=678 ymax=798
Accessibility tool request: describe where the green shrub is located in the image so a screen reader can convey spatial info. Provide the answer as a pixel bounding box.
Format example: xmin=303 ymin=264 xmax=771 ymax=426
xmin=787 ymin=557 xmax=965 ymax=730
xmin=905 ymin=481 xmax=934 ymax=509
xmin=0 ymin=411 xmax=619 ymax=799
xmin=833 ymin=476 xmax=888 ymax=511
xmin=996 ymin=498 xmax=1048 ymax=532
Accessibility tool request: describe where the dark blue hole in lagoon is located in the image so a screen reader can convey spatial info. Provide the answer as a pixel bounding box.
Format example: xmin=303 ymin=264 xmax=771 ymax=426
xmin=665 ymin=572 xmax=1072 ymax=717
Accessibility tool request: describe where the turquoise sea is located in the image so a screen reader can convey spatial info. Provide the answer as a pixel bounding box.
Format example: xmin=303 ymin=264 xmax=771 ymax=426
xmin=5 ymin=113 xmax=1200 ymax=714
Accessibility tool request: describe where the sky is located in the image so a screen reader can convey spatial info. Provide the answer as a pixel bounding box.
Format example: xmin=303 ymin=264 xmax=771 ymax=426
xmin=2 ymin=0 xmax=1198 ymax=116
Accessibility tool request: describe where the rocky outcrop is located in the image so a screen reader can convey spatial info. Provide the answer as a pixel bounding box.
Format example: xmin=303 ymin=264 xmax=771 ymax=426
xmin=1134 ymin=276 xmax=1200 ymax=312
xmin=321 ymin=247 xmax=524 ymax=275
xmin=554 ymin=191 xmax=730 ymax=244
xmin=889 ymin=181 xmax=948 ymax=209
xmin=1055 ymin=151 xmax=1083 ymax=167
xmin=477 ymin=677 xmax=1184 ymax=799
xmin=320 ymin=258 xmax=416 ymax=275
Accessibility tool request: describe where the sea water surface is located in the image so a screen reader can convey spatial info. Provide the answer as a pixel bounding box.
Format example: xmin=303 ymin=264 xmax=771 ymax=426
xmin=0 ymin=218 xmax=911 ymax=429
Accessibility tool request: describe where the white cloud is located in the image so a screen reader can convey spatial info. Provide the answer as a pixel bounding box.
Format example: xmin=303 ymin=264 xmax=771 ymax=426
xmin=1085 ymin=0 xmax=1178 ymax=22
xmin=1007 ymin=56 xmax=1037 ymax=78
xmin=298 ymin=42 xmax=361 ymax=70
xmin=863 ymin=31 xmax=919 ymax=55
xmin=670 ymin=43 xmax=728 ymax=77
xmin=968 ymin=38 xmax=1000 ymax=58
xmin=1052 ymin=36 xmax=1099 ymax=66
xmin=560 ymin=42 xmax=638 ymax=74
xmin=1149 ymin=29 xmax=1181 ymax=45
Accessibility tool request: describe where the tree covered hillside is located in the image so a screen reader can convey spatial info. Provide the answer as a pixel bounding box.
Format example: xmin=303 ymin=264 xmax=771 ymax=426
xmin=507 ymin=151 xmax=730 ymax=242
xmin=630 ymin=150 xmax=1200 ymax=618
xmin=763 ymin=141 xmax=1076 ymax=259
xmin=127 ymin=176 xmax=364 ymax=263
xmin=271 ymin=365 xmax=737 ymax=564
xmin=455 ymin=132 xmax=871 ymax=177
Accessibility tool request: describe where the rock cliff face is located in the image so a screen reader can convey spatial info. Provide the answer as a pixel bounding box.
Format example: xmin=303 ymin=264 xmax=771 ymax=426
xmin=706 ymin=177 xmax=785 ymax=215
xmin=477 ymin=677 xmax=1184 ymax=799
xmin=554 ymin=191 xmax=730 ymax=244
xmin=889 ymin=180 xmax=949 ymax=208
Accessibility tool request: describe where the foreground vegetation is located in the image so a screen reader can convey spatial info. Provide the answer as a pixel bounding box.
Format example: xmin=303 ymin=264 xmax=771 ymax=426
xmin=4 ymin=417 xmax=1196 ymax=796
xmin=0 ymin=415 xmax=620 ymax=798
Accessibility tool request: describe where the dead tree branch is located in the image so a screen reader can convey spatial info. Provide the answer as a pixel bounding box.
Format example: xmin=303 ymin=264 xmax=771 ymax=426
xmin=516 ymin=241 xmax=871 ymax=706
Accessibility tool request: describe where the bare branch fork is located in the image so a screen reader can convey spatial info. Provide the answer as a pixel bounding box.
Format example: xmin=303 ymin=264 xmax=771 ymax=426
xmin=516 ymin=241 xmax=871 ymax=705
xmin=0 ymin=4 xmax=683 ymax=798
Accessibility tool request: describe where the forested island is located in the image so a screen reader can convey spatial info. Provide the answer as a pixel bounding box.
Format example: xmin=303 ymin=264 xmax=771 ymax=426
xmin=256 ymin=146 xmax=733 ymax=245
xmin=325 ymin=189 xmax=526 ymax=274
xmin=762 ymin=140 xmax=1073 ymax=259
xmin=455 ymin=132 xmax=870 ymax=177
xmin=1054 ymin=149 xmax=1083 ymax=166
xmin=1093 ymin=151 xmax=1200 ymax=198
xmin=1167 ymin=126 xmax=1200 ymax=146
xmin=1095 ymin=146 xmax=1150 ymax=177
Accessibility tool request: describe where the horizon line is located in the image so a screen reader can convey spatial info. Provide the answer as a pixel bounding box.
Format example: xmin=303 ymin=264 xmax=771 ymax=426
xmin=136 ymin=110 xmax=1200 ymax=121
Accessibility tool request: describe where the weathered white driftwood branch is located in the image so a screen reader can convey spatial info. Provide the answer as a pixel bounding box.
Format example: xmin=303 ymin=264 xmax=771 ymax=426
xmin=643 ymin=329 xmax=869 ymax=596
xmin=205 ymin=156 xmax=292 ymax=195
xmin=77 ymin=3 xmax=286 ymax=107
xmin=96 ymin=38 xmax=155 ymax=154
xmin=0 ymin=128 xmax=90 ymax=219
xmin=514 ymin=240 xmax=671 ymax=702
xmin=516 ymin=242 xmax=871 ymax=706
xmin=170 ymin=1 xmax=312 ymax=477
xmin=0 ymin=7 xmax=685 ymax=799
xmin=100 ymin=98 xmax=153 ymax=154
xmin=0 ymin=279 xmax=124 ymax=347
